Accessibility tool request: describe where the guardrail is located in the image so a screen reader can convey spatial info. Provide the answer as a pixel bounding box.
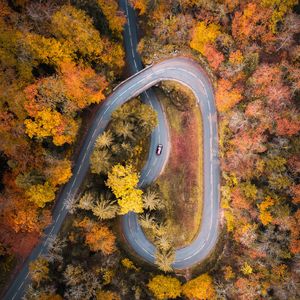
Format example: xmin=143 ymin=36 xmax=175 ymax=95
xmin=112 ymin=63 xmax=153 ymax=91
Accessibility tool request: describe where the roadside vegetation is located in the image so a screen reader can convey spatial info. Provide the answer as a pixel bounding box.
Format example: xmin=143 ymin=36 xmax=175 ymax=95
xmin=0 ymin=0 xmax=299 ymax=299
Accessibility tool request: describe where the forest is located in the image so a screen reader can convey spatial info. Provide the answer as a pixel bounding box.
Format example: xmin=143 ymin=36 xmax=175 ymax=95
xmin=0 ymin=0 xmax=299 ymax=299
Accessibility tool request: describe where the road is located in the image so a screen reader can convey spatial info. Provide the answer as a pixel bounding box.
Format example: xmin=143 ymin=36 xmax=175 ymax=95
xmin=3 ymin=1 xmax=219 ymax=299
xmin=119 ymin=0 xmax=220 ymax=269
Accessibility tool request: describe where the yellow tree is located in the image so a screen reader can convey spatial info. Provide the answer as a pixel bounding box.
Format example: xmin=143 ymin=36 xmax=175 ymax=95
xmin=106 ymin=164 xmax=143 ymax=214
xmin=190 ymin=22 xmax=221 ymax=55
xmin=97 ymin=0 xmax=125 ymax=34
xmin=29 ymin=257 xmax=49 ymax=286
xmin=46 ymin=159 xmax=72 ymax=187
xmin=96 ymin=290 xmax=120 ymax=300
xmin=51 ymin=5 xmax=104 ymax=62
xmin=26 ymin=182 xmax=56 ymax=208
xmin=182 ymin=273 xmax=216 ymax=300
xmin=24 ymin=108 xmax=79 ymax=146
xmin=148 ymin=275 xmax=181 ymax=300
xmin=257 ymin=197 xmax=275 ymax=225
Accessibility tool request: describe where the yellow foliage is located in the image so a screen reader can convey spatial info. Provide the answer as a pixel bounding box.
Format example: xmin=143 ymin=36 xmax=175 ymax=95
xmin=29 ymin=257 xmax=49 ymax=286
xmin=97 ymin=0 xmax=125 ymax=34
xmin=241 ymin=262 xmax=253 ymax=275
xmin=106 ymin=164 xmax=143 ymax=214
xmin=103 ymin=270 xmax=114 ymax=285
xmin=258 ymin=197 xmax=274 ymax=225
xmin=229 ymin=50 xmax=244 ymax=65
xmin=51 ymin=5 xmax=104 ymax=62
xmin=223 ymin=266 xmax=235 ymax=281
xmin=96 ymin=290 xmax=120 ymax=300
xmin=47 ymin=159 xmax=72 ymax=187
xmin=148 ymin=275 xmax=181 ymax=300
xmin=190 ymin=22 xmax=221 ymax=55
xmin=26 ymin=182 xmax=56 ymax=208
xmin=224 ymin=210 xmax=235 ymax=232
xmin=24 ymin=108 xmax=78 ymax=146
xmin=130 ymin=0 xmax=148 ymax=15
xmin=121 ymin=258 xmax=139 ymax=271
xmin=25 ymin=108 xmax=62 ymax=139
xmin=261 ymin=0 xmax=297 ymax=33
xmin=182 ymin=273 xmax=216 ymax=300
xmin=24 ymin=33 xmax=71 ymax=66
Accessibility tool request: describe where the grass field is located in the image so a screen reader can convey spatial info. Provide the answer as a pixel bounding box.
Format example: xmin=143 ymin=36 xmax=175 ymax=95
xmin=155 ymin=87 xmax=203 ymax=248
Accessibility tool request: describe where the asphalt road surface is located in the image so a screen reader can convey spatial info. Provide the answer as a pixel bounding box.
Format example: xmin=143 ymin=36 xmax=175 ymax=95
xmin=3 ymin=2 xmax=219 ymax=299
xmin=119 ymin=0 xmax=220 ymax=269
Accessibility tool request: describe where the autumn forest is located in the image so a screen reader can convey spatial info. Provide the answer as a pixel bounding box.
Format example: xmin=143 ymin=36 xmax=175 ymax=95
xmin=0 ymin=0 xmax=299 ymax=299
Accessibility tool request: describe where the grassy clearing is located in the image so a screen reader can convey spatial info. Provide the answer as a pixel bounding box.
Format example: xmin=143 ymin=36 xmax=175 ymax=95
xmin=155 ymin=86 xmax=203 ymax=248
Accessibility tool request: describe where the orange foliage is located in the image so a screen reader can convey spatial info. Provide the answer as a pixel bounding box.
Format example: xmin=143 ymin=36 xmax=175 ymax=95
xmin=130 ymin=0 xmax=148 ymax=15
xmin=231 ymin=188 xmax=251 ymax=211
xmin=97 ymin=0 xmax=125 ymax=34
xmin=216 ymin=79 xmax=243 ymax=112
xmin=203 ymin=44 xmax=224 ymax=70
xmin=276 ymin=116 xmax=300 ymax=136
xmin=3 ymin=196 xmax=40 ymax=233
xmin=250 ymin=64 xmax=290 ymax=109
xmin=59 ymin=62 xmax=108 ymax=109
xmin=232 ymin=3 xmax=275 ymax=48
xmin=76 ymin=218 xmax=116 ymax=254
xmin=257 ymin=197 xmax=274 ymax=226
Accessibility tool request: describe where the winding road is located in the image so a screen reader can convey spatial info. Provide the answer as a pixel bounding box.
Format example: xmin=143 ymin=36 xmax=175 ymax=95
xmin=3 ymin=1 xmax=219 ymax=299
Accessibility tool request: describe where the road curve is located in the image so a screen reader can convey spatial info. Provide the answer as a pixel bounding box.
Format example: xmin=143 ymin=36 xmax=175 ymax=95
xmin=3 ymin=8 xmax=219 ymax=300
xmin=119 ymin=0 xmax=220 ymax=269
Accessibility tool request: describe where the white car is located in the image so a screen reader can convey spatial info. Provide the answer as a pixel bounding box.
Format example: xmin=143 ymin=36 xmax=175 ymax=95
xmin=156 ymin=144 xmax=163 ymax=155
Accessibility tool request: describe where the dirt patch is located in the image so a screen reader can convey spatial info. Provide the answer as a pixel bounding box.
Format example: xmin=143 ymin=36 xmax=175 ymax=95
xmin=156 ymin=87 xmax=203 ymax=248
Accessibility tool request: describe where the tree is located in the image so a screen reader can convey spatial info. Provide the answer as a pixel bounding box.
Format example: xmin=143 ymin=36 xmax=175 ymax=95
xmin=142 ymin=189 xmax=163 ymax=211
xmin=77 ymin=192 xmax=94 ymax=211
xmin=3 ymin=196 xmax=41 ymax=233
xmin=51 ymin=5 xmax=104 ymax=62
xmin=148 ymin=275 xmax=181 ymax=300
xmin=90 ymin=149 xmax=112 ymax=174
xmin=106 ymin=164 xmax=143 ymax=214
xmin=232 ymin=3 xmax=275 ymax=48
xmin=29 ymin=257 xmax=49 ymax=286
xmin=92 ymin=194 xmax=119 ymax=220
xmin=26 ymin=182 xmax=56 ymax=208
xmin=190 ymin=22 xmax=221 ymax=55
xmin=24 ymin=108 xmax=79 ymax=146
xmin=46 ymin=159 xmax=72 ymax=187
xmin=130 ymin=0 xmax=149 ymax=15
xmin=215 ymin=79 xmax=243 ymax=112
xmin=76 ymin=218 xmax=116 ymax=254
xmin=155 ymin=249 xmax=175 ymax=272
xmin=139 ymin=213 xmax=155 ymax=229
xmin=95 ymin=130 xmax=114 ymax=149
xmin=64 ymin=264 xmax=85 ymax=286
xmin=182 ymin=273 xmax=216 ymax=300
xmin=257 ymin=197 xmax=275 ymax=225
xmin=96 ymin=290 xmax=120 ymax=300
xmin=97 ymin=0 xmax=125 ymax=34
